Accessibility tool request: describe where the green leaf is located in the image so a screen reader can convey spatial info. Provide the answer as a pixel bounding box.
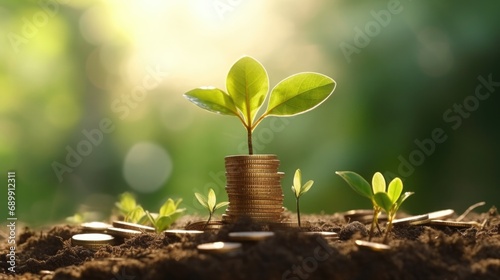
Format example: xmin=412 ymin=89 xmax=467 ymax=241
xmin=265 ymin=72 xmax=335 ymax=116
xmin=371 ymin=172 xmax=386 ymax=194
xmin=300 ymin=180 xmax=314 ymax=196
xmin=145 ymin=210 xmax=156 ymax=227
xmin=214 ymin=201 xmax=229 ymax=210
xmin=336 ymin=171 xmax=373 ymax=199
xmin=373 ymin=192 xmax=393 ymax=213
xmin=159 ymin=198 xmax=181 ymax=216
xmin=387 ymin=178 xmax=403 ymax=204
xmin=292 ymin=169 xmax=302 ymax=197
xmin=393 ymin=192 xmax=414 ymax=213
xmin=195 ymin=193 xmax=208 ymax=209
xmin=207 ymin=189 xmax=216 ymax=211
xmin=126 ymin=206 xmax=145 ymax=223
xmin=115 ymin=192 xmax=137 ymax=214
xmin=184 ymin=87 xmax=238 ymax=116
xmin=226 ymin=56 xmax=268 ymax=125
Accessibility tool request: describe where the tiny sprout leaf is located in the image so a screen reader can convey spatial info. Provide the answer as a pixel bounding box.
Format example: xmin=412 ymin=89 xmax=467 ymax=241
xmin=292 ymin=169 xmax=302 ymax=198
xmin=394 ymin=192 xmax=414 ymax=213
xmin=336 ymin=171 xmax=373 ymax=199
xmin=266 ymin=73 xmax=335 ymax=117
xmin=372 ymin=172 xmax=386 ymax=194
xmin=159 ymin=198 xmax=182 ymax=217
xmin=300 ymin=180 xmax=314 ymax=196
xmin=116 ymin=192 xmax=138 ymax=214
xmin=195 ymin=192 xmax=209 ymax=209
xmin=184 ymin=87 xmax=238 ymax=116
xmin=214 ymin=201 xmax=230 ymax=211
xmin=387 ymin=178 xmax=403 ymax=204
xmin=207 ymin=189 xmax=216 ymax=211
xmin=373 ymin=192 xmax=393 ymax=213
xmin=126 ymin=206 xmax=145 ymax=224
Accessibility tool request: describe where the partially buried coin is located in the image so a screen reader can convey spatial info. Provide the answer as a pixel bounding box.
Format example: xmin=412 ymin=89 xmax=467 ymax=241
xmin=81 ymin=221 xmax=112 ymax=233
xmin=355 ymin=240 xmax=391 ymax=251
xmin=106 ymin=227 xmax=142 ymax=238
xmin=197 ymin=242 xmax=242 ymax=254
xmin=300 ymin=231 xmax=339 ymax=240
xmin=392 ymin=214 xmax=430 ymax=226
xmin=164 ymin=229 xmax=204 ymax=237
xmin=426 ymin=209 xmax=455 ymax=220
xmin=71 ymin=233 xmax=114 ymax=250
xmin=112 ymin=220 xmax=155 ymax=233
xmin=428 ymin=220 xmax=481 ymax=228
xmin=228 ymin=231 xmax=274 ymax=242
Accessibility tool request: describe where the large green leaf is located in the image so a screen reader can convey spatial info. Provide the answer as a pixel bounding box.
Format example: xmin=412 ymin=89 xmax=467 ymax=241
xmin=226 ymin=56 xmax=269 ymax=125
xmin=371 ymin=172 xmax=386 ymax=194
xmin=184 ymin=87 xmax=238 ymax=116
xmin=195 ymin=192 xmax=208 ymax=209
xmin=292 ymin=169 xmax=302 ymax=197
xmin=207 ymin=189 xmax=216 ymax=211
xmin=115 ymin=192 xmax=138 ymax=213
xmin=265 ymin=72 xmax=335 ymax=116
xmin=373 ymin=192 xmax=393 ymax=213
xmin=336 ymin=171 xmax=373 ymax=199
xmin=300 ymin=180 xmax=314 ymax=196
xmin=394 ymin=192 xmax=414 ymax=213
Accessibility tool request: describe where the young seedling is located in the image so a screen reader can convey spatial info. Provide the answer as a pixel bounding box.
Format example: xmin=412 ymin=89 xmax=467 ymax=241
xmin=291 ymin=169 xmax=314 ymax=228
xmin=372 ymin=177 xmax=414 ymax=243
xmin=184 ymin=56 xmax=336 ymax=154
xmin=336 ymin=171 xmax=414 ymax=242
xmin=115 ymin=192 xmax=185 ymax=232
xmin=145 ymin=198 xmax=186 ymax=233
xmin=114 ymin=192 xmax=146 ymax=224
xmin=195 ymin=188 xmax=229 ymax=229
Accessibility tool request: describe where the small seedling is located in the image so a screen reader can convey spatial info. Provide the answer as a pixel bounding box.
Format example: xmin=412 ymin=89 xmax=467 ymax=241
xmin=336 ymin=171 xmax=414 ymax=243
xmin=115 ymin=192 xmax=185 ymax=232
xmin=145 ymin=198 xmax=186 ymax=233
xmin=115 ymin=192 xmax=146 ymax=224
xmin=291 ymin=169 xmax=314 ymax=228
xmin=184 ymin=56 xmax=336 ymax=154
xmin=195 ymin=188 xmax=229 ymax=229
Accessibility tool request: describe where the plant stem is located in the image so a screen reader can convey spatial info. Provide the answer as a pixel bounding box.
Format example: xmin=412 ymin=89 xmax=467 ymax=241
xmin=382 ymin=216 xmax=394 ymax=244
xmin=296 ymin=198 xmax=301 ymax=228
xmin=204 ymin=212 xmax=212 ymax=230
xmin=368 ymin=208 xmax=379 ymax=241
xmin=247 ymin=126 xmax=253 ymax=154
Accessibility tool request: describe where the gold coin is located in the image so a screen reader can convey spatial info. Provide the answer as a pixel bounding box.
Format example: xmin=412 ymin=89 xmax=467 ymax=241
xmin=163 ymin=229 xmax=204 ymax=236
xmin=426 ymin=209 xmax=455 ymax=220
xmin=81 ymin=221 xmax=112 ymax=233
xmin=197 ymin=242 xmax=242 ymax=254
xmin=228 ymin=231 xmax=274 ymax=242
xmin=392 ymin=214 xmax=430 ymax=226
xmin=225 ymin=154 xmax=277 ymax=160
xmin=71 ymin=233 xmax=114 ymax=250
xmin=355 ymin=240 xmax=391 ymax=251
xmin=226 ymin=209 xmax=284 ymax=214
xmin=301 ymin=231 xmax=339 ymax=240
xmin=106 ymin=227 xmax=142 ymax=238
xmin=112 ymin=221 xmax=156 ymax=233
xmin=227 ymin=169 xmax=281 ymax=174
xmin=428 ymin=220 xmax=481 ymax=228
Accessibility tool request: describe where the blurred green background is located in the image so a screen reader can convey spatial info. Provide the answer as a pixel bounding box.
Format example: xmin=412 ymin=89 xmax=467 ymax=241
xmin=1 ymin=0 xmax=499 ymax=226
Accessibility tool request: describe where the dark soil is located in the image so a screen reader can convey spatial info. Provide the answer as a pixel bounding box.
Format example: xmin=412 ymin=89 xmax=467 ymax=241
xmin=1 ymin=208 xmax=500 ymax=280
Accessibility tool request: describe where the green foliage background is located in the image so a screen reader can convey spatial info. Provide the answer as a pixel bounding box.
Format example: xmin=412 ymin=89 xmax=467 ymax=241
xmin=1 ymin=0 xmax=499 ymax=226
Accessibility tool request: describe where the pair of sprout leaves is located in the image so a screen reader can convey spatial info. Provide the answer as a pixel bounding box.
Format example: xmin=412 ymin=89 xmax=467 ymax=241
xmin=336 ymin=171 xmax=414 ymax=241
xmin=184 ymin=56 xmax=336 ymax=154
xmin=115 ymin=192 xmax=185 ymax=232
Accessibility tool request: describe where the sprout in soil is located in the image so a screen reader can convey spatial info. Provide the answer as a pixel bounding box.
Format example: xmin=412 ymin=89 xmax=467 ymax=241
xmin=115 ymin=192 xmax=146 ymax=224
xmin=195 ymin=188 xmax=229 ymax=229
xmin=184 ymin=56 xmax=336 ymax=154
xmin=336 ymin=171 xmax=414 ymax=243
xmin=115 ymin=192 xmax=185 ymax=232
xmin=145 ymin=198 xmax=186 ymax=233
xmin=291 ymin=169 xmax=314 ymax=228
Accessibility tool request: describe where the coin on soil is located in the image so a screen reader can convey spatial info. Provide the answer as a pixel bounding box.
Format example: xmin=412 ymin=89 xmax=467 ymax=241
xmin=112 ymin=221 xmax=156 ymax=232
xmin=197 ymin=242 xmax=242 ymax=254
xmin=71 ymin=233 xmax=114 ymax=250
xmin=81 ymin=221 xmax=112 ymax=233
xmin=228 ymin=231 xmax=274 ymax=242
xmin=355 ymin=240 xmax=390 ymax=251
xmin=427 ymin=209 xmax=455 ymax=220
xmin=392 ymin=214 xmax=430 ymax=226
xmin=428 ymin=220 xmax=481 ymax=228
xmin=106 ymin=227 xmax=142 ymax=238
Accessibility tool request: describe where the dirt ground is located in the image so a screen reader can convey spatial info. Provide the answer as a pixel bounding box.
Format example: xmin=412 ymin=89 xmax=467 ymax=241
xmin=1 ymin=208 xmax=499 ymax=280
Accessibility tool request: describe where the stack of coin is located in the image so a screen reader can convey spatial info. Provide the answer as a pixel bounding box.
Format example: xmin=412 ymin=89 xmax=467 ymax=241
xmin=223 ymin=154 xmax=284 ymax=223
